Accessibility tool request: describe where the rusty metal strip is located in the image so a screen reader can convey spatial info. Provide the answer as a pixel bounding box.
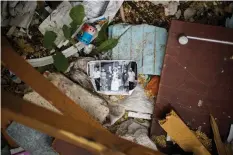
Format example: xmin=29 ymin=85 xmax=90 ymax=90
xmin=1 ymin=36 xmax=104 ymax=130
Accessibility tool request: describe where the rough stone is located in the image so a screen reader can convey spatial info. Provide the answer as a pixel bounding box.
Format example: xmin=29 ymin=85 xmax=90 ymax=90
xmin=72 ymin=57 xmax=95 ymax=74
xmin=69 ymin=69 xmax=94 ymax=91
xmin=175 ymin=9 xmax=182 ymax=19
xmin=164 ymin=2 xmax=180 ymax=16
xmin=184 ymin=8 xmax=196 ymax=20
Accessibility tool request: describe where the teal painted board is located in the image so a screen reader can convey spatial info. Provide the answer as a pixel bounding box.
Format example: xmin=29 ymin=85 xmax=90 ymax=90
xmin=108 ymin=24 xmax=167 ymax=75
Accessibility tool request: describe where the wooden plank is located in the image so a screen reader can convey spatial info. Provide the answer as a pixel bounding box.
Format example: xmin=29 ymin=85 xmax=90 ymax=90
xmin=1 ymin=36 xmax=104 ymax=131
xmin=210 ymin=115 xmax=227 ymax=155
xmin=2 ymin=90 xmax=162 ymax=155
xmin=152 ymin=20 xmax=233 ymax=140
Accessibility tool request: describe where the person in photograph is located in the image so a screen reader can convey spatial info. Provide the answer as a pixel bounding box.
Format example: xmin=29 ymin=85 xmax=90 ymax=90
xmin=106 ymin=66 xmax=113 ymax=91
xmin=111 ymin=67 xmax=120 ymax=91
xmin=100 ymin=68 xmax=108 ymax=91
xmin=122 ymin=69 xmax=129 ymax=91
xmin=93 ymin=66 xmax=100 ymax=91
xmin=128 ymin=68 xmax=136 ymax=90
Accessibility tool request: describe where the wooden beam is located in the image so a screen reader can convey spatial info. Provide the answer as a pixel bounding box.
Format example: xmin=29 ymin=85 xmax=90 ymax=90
xmin=210 ymin=114 xmax=227 ymax=155
xmin=1 ymin=36 xmax=104 ymax=131
xmin=2 ymin=90 xmax=162 ymax=155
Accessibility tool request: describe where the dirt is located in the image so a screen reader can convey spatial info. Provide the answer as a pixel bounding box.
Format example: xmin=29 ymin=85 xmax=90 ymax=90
xmin=2 ymin=0 xmax=233 ymax=104
xmin=2 ymin=1 xmax=232 ymax=59
xmin=113 ymin=1 xmax=233 ymax=29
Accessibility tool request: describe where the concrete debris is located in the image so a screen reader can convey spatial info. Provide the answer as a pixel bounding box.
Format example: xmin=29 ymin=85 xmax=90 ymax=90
xmin=164 ymin=2 xmax=180 ymax=16
xmin=71 ymin=57 xmax=95 ymax=74
xmin=120 ymin=85 xmax=154 ymax=114
xmin=7 ymin=122 xmax=58 ymax=155
xmin=175 ymin=9 xmax=182 ymax=19
xmin=69 ymin=69 xmax=94 ymax=91
xmin=47 ymin=73 xmax=109 ymax=123
xmin=1 ymin=1 xmax=37 ymax=28
xmin=184 ymin=8 xmax=196 ymax=21
xmin=23 ymin=91 xmax=62 ymax=114
xmin=107 ymin=102 xmax=125 ymax=125
xmin=116 ymin=119 xmax=157 ymax=150
xmin=150 ymin=1 xmax=169 ymax=6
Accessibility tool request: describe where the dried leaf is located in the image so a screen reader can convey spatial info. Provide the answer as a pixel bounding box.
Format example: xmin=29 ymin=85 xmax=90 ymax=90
xmin=96 ymin=38 xmax=119 ymax=52
xmin=43 ymin=31 xmax=57 ymax=49
xmin=53 ymin=52 xmax=69 ymax=72
xmin=69 ymin=5 xmax=85 ymax=26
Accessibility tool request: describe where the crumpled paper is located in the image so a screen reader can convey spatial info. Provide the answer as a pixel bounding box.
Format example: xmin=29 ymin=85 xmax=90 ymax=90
xmin=120 ymin=85 xmax=154 ymax=114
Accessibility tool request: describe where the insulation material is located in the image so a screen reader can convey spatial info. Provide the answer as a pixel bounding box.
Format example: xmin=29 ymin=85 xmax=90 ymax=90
xmin=159 ymin=110 xmax=211 ymax=155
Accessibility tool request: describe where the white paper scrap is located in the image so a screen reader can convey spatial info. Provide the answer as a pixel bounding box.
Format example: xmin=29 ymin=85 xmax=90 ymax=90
xmin=128 ymin=111 xmax=151 ymax=120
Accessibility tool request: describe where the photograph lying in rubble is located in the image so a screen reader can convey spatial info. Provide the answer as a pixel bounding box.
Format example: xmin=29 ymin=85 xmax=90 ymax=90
xmin=87 ymin=60 xmax=137 ymax=95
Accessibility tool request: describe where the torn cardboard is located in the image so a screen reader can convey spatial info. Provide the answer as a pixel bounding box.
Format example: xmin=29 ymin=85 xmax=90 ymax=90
xmin=159 ymin=110 xmax=211 ymax=155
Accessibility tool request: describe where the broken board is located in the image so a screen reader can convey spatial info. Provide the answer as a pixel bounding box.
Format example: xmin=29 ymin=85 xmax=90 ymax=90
xmin=151 ymin=20 xmax=233 ymax=141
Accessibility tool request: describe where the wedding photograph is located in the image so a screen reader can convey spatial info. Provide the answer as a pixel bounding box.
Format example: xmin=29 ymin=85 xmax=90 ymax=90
xmin=88 ymin=60 xmax=137 ymax=95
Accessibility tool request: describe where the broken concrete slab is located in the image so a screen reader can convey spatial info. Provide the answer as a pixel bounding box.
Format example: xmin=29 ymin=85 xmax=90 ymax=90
xmin=23 ymin=91 xmax=62 ymax=114
xmin=69 ymin=69 xmax=94 ymax=91
xmin=71 ymin=57 xmax=95 ymax=74
xmin=48 ymin=73 xmax=109 ymax=123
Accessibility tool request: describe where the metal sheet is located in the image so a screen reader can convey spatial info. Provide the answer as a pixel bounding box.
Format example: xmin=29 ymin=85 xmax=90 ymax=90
xmin=151 ymin=20 xmax=233 ymax=140
xmin=109 ymin=24 xmax=167 ymax=75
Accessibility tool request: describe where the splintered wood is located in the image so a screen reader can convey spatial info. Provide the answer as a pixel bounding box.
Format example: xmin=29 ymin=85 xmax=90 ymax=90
xmin=159 ymin=110 xmax=211 ymax=155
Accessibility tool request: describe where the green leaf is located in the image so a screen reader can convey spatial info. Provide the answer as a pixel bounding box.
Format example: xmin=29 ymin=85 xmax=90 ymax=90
xmin=53 ymin=52 xmax=69 ymax=72
xmin=62 ymin=25 xmax=72 ymax=39
xmin=95 ymin=22 xmax=108 ymax=46
xmin=69 ymin=5 xmax=85 ymax=26
xmin=43 ymin=31 xmax=57 ymax=49
xmin=70 ymin=21 xmax=78 ymax=34
xmin=96 ymin=38 xmax=119 ymax=52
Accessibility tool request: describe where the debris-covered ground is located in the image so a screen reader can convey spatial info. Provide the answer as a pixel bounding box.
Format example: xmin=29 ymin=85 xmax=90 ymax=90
xmin=2 ymin=0 xmax=233 ymax=99
xmin=1 ymin=0 xmax=233 ymax=154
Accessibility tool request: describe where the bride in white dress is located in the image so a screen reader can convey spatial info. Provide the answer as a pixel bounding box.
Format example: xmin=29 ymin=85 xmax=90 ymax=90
xmin=111 ymin=68 xmax=120 ymax=91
